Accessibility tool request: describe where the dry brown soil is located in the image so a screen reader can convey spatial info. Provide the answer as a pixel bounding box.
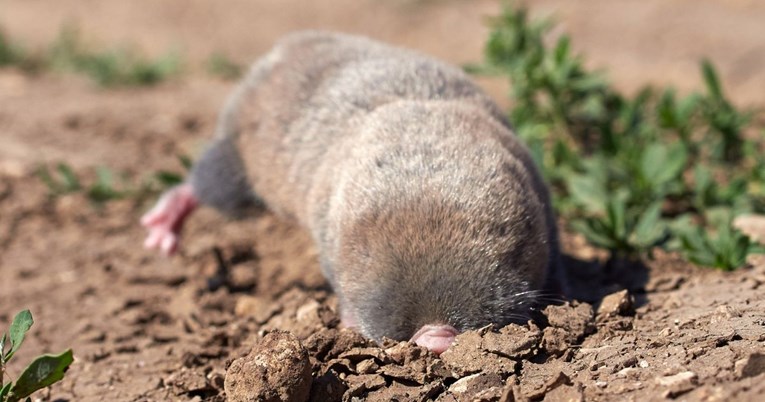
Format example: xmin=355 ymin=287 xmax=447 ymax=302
xmin=1 ymin=1 xmax=764 ymax=401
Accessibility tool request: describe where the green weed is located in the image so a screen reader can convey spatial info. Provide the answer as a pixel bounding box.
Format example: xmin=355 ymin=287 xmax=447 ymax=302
xmin=2 ymin=24 xmax=256 ymax=83
xmin=1 ymin=310 xmax=73 ymax=402
xmin=479 ymin=3 xmax=765 ymax=269
xmin=39 ymin=163 xmax=128 ymax=202
xmin=2 ymin=24 xmax=247 ymax=84
xmin=38 ymin=156 xmax=191 ymax=204
xmin=37 ymin=163 xmax=82 ymax=195
xmin=48 ymin=26 xmax=182 ymax=87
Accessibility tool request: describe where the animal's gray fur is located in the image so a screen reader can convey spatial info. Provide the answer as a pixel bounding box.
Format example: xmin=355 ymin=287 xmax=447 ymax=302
xmin=189 ymin=31 xmax=565 ymax=341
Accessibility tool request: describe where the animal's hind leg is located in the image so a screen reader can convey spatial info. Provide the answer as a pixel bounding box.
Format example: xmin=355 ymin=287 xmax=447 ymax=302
xmin=141 ymin=137 xmax=261 ymax=255
xmin=188 ymin=136 xmax=262 ymax=217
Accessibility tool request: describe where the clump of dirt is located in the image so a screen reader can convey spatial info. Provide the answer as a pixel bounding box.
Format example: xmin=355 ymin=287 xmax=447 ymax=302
xmin=225 ymin=330 xmax=312 ymax=402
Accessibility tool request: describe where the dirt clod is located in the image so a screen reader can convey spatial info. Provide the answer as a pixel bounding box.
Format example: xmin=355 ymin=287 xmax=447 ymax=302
xmin=440 ymin=329 xmax=518 ymax=377
xmin=597 ymin=289 xmax=635 ymax=320
xmin=224 ymin=330 xmax=312 ymax=402
xmin=656 ymin=371 xmax=698 ymax=398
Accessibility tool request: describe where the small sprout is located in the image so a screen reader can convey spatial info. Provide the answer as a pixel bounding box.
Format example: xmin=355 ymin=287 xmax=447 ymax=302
xmin=37 ymin=163 xmax=82 ymax=196
xmin=86 ymin=166 xmax=127 ymax=202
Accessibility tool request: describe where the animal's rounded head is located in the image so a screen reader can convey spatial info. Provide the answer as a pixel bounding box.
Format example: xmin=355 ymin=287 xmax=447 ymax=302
xmin=336 ymin=196 xmax=550 ymax=354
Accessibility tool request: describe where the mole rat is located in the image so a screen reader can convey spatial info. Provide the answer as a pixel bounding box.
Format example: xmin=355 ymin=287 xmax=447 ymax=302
xmin=141 ymin=31 xmax=565 ymax=354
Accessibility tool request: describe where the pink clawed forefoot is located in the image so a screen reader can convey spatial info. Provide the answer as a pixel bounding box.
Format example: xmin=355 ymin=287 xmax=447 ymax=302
xmin=140 ymin=183 xmax=198 ymax=256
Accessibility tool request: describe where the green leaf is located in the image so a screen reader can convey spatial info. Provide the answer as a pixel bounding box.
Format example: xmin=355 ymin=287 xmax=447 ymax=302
xmin=571 ymin=219 xmax=616 ymax=249
xmin=56 ymin=163 xmax=81 ymax=192
xmin=1 ymin=382 xmax=12 ymax=400
xmin=606 ymin=198 xmax=626 ymax=241
xmin=87 ymin=167 xmax=124 ymax=202
xmin=7 ymin=310 xmax=33 ymax=362
xmin=693 ymin=165 xmax=712 ymax=194
xmin=701 ymin=59 xmax=723 ymax=101
xmin=553 ymin=36 xmax=570 ymax=64
xmin=154 ymin=171 xmax=183 ymax=187
xmin=705 ymin=207 xmax=733 ymax=229
xmin=8 ymin=349 xmax=73 ymax=400
xmin=641 ymin=142 xmax=687 ymax=186
xmin=631 ymin=202 xmax=665 ymax=247
xmin=566 ymin=174 xmax=607 ymax=213
xmin=678 ymin=93 xmax=701 ymax=121
xmin=657 ymin=88 xmax=677 ymax=128
xmin=1 ymin=332 xmax=6 ymax=361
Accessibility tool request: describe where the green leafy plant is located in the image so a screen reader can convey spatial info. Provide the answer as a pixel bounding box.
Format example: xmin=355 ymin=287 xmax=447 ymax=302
xmin=1 ymin=310 xmax=73 ymax=402
xmin=478 ymin=3 xmax=765 ymax=268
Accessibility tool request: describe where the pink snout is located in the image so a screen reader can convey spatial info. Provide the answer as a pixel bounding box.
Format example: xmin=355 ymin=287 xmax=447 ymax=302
xmin=411 ymin=324 xmax=458 ymax=355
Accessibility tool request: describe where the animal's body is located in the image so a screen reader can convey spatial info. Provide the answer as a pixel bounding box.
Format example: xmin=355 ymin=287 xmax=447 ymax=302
xmin=142 ymin=31 xmax=565 ymax=354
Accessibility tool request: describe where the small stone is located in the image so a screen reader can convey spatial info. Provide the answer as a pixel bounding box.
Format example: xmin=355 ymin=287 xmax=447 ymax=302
xmin=713 ymin=305 xmax=742 ymax=321
xmin=355 ymin=359 xmax=379 ymax=374
xmin=655 ymin=371 xmax=697 ymax=398
xmin=597 ymin=290 xmax=634 ymax=320
xmin=449 ymin=372 xmax=502 ymax=396
xmin=617 ymin=367 xmax=638 ymax=378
